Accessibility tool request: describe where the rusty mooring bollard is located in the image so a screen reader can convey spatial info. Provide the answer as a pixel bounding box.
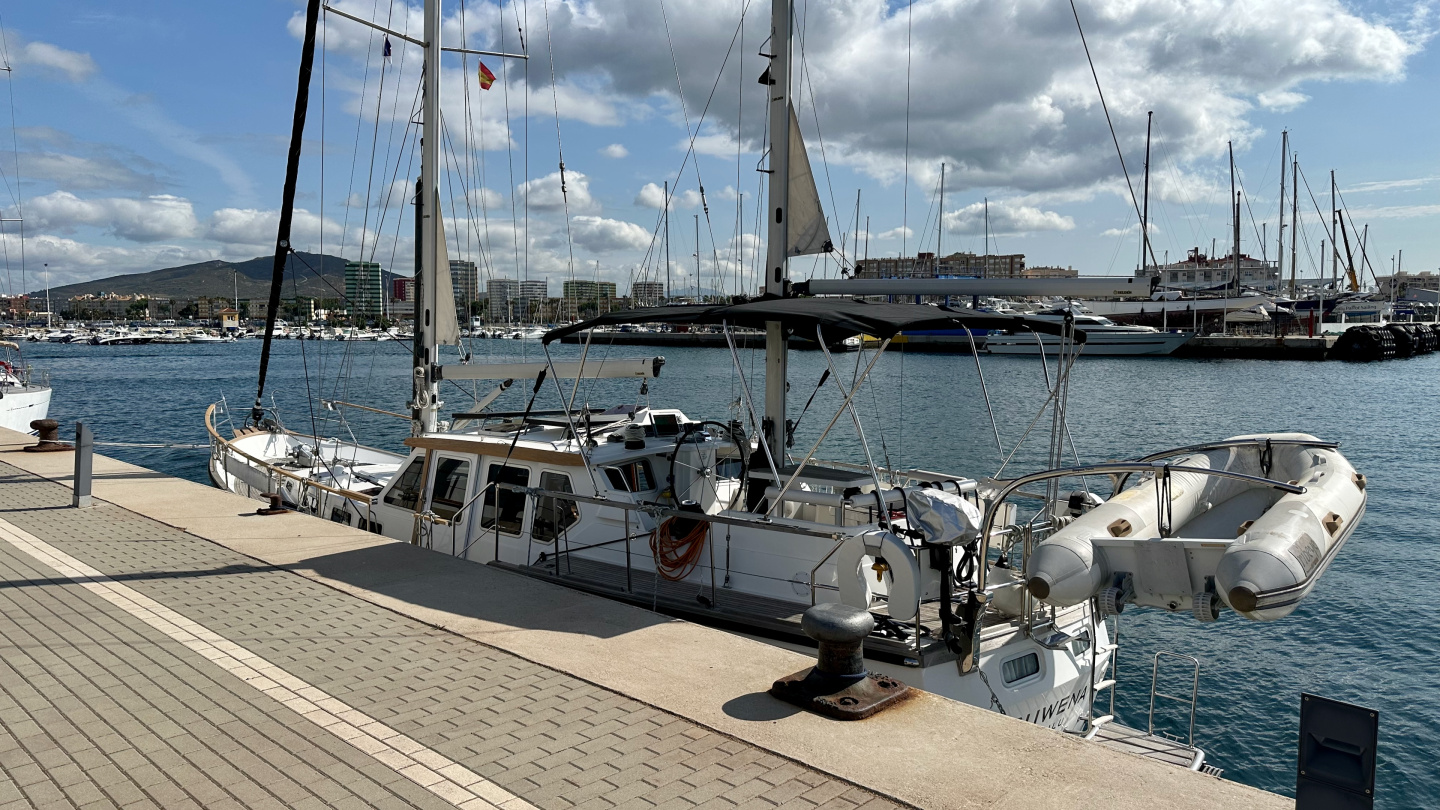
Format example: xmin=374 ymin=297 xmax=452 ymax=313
xmin=768 ymin=603 xmax=910 ymax=720
xmin=24 ymin=419 xmax=73 ymax=453
xmin=256 ymin=492 xmax=289 ymax=516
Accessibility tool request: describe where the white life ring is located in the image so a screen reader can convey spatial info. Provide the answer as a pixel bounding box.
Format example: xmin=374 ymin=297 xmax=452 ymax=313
xmin=835 ymin=529 xmax=924 ymax=622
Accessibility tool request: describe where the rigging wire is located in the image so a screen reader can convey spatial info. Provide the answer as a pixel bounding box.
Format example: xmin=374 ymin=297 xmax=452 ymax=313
xmin=355 ymin=0 xmax=399 ymax=271
xmin=540 ymin=0 xmax=577 ymax=305
xmin=734 ymin=0 xmax=745 ymax=296
xmin=333 ymin=0 xmax=382 ymax=317
xmin=0 ymin=14 xmax=24 ymax=298
xmin=1068 ymin=0 xmax=1156 ymax=267
xmin=901 ymin=0 xmax=913 ymax=260
xmin=794 ymin=0 xmax=845 ymax=273
xmin=500 ymin=3 xmax=524 ymax=287
xmin=651 ymin=0 xmax=755 ymax=298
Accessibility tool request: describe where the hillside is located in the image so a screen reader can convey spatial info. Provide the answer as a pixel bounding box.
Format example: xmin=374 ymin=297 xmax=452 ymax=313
xmin=33 ymin=253 xmax=404 ymax=301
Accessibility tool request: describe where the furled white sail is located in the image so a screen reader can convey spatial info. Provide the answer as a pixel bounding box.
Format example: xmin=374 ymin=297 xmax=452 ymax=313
xmin=786 ymin=104 xmax=831 ymax=257
xmin=432 ymin=190 xmax=461 ymax=346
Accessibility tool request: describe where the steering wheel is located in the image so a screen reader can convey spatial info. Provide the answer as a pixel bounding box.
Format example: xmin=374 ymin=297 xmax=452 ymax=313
xmin=665 ymin=420 xmax=749 ymax=511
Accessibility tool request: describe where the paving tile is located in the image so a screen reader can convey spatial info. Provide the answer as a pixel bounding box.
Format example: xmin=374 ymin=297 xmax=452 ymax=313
xmin=0 ymin=464 xmax=900 ymax=810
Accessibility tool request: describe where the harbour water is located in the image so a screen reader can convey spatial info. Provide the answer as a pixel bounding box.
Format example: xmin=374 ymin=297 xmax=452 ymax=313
xmin=25 ymin=338 xmax=1439 ymax=806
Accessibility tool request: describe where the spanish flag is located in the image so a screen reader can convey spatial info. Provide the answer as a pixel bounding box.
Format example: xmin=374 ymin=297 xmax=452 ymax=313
xmin=478 ymin=61 xmax=496 ymax=90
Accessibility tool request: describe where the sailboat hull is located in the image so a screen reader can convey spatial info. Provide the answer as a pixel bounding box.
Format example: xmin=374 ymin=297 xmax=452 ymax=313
xmin=0 ymin=386 xmax=50 ymax=433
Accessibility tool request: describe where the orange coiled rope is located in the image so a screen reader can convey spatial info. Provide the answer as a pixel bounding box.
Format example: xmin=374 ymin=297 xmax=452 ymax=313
xmin=649 ymin=516 xmax=709 ymax=581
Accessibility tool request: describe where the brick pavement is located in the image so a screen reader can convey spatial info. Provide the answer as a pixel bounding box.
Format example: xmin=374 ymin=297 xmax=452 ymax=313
xmin=0 ymin=464 xmax=902 ymax=810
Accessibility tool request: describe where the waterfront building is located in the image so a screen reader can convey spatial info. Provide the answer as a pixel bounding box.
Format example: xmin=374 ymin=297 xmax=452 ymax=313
xmin=486 ymin=278 xmax=546 ymax=321
xmin=345 ymin=261 xmax=385 ymax=319
xmin=392 ymin=277 xmax=415 ymax=302
xmin=562 ymin=280 xmax=619 ymax=319
xmin=1142 ymin=248 xmax=1281 ymax=292
xmin=631 ymin=281 xmax=665 ymax=306
xmin=450 ymin=260 xmax=478 ymax=314
xmin=854 ymin=251 xmax=1029 ymax=279
xmin=1376 ymin=270 xmax=1440 ymax=300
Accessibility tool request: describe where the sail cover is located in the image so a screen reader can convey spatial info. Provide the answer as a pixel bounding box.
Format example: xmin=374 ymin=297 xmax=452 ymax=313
xmin=786 ymin=104 xmax=831 ymax=257
xmin=431 ymin=189 xmax=461 ymax=346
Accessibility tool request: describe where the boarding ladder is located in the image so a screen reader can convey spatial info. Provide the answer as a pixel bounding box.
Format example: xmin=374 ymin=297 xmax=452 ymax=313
xmin=1081 ymin=611 xmax=1221 ymax=775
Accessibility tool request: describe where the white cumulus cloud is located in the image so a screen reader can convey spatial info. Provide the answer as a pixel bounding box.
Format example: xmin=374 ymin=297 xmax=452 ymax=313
xmin=567 ymin=216 xmax=653 ymax=252
xmin=600 ymin=143 xmax=629 ymax=159
xmin=634 ymin=182 xmax=703 ymax=210
xmin=23 ymin=192 xmax=200 ymax=242
xmin=943 ymin=202 xmax=1074 ymax=236
xmin=518 ymin=170 xmax=597 ymax=213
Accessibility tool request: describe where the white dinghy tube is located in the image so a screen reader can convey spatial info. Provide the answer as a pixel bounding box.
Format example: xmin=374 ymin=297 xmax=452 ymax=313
xmin=1020 ymin=435 xmax=1365 ymax=622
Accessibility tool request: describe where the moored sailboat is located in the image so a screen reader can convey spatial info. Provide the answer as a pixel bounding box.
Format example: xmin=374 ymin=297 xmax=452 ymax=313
xmin=207 ymin=0 xmax=1371 ymax=776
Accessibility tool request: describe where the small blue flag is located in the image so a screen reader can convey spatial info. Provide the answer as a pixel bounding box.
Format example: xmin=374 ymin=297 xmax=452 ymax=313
xmin=383 ymin=36 xmax=392 ymax=60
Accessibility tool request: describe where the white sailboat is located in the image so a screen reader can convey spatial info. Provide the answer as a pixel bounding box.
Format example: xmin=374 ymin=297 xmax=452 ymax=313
xmin=0 ymin=340 xmax=51 ymax=433
xmin=206 ymin=0 xmax=1368 ymax=776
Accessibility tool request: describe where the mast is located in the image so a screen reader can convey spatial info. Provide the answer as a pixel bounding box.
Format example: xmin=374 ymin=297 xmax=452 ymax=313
xmin=1277 ymin=130 xmax=1287 ymax=289
xmin=694 ymin=214 xmax=700 ymax=298
xmin=1330 ymin=170 xmax=1338 ymax=291
xmin=1289 ymin=154 xmax=1299 ymax=299
xmin=251 ymin=0 xmax=322 ymax=423
xmin=1224 ymin=141 xmax=1236 ymax=334
xmin=1140 ymin=111 xmax=1151 ymax=277
xmin=413 ymin=0 xmax=443 ymax=434
xmin=852 ymin=189 xmax=861 ymax=277
xmin=983 ymin=197 xmax=989 ymax=265
xmin=664 ymin=180 xmax=671 ymax=300
xmin=1231 ymin=143 xmax=1240 ymax=297
xmin=762 ymin=0 xmax=793 ymax=460
xmin=937 ymin=163 xmax=945 ymax=260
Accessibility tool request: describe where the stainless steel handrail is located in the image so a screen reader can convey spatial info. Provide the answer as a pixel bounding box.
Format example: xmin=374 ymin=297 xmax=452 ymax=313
xmin=1114 ymin=437 xmax=1339 ymax=489
xmin=1149 ymin=651 xmax=1201 ymax=747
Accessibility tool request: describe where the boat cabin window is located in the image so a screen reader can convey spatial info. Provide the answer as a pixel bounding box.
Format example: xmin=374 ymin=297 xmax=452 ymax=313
xmin=383 ymin=457 xmax=426 ymax=511
xmin=603 ymin=459 xmax=656 ymax=493
xmin=532 ymin=472 xmax=579 ymax=544
xmin=482 ymin=464 xmax=530 ymax=535
xmin=429 ymin=457 xmax=471 ymax=521
xmin=1001 ymin=652 xmax=1041 ymax=686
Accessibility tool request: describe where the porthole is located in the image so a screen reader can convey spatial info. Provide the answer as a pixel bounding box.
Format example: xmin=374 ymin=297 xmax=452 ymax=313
xmin=1001 ymin=652 xmax=1041 ymax=686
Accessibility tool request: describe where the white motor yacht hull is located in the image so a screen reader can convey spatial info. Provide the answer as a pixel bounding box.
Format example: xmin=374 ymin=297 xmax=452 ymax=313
xmin=986 ymin=330 xmax=1193 ymax=356
xmin=1084 ymin=295 xmax=1270 ymax=318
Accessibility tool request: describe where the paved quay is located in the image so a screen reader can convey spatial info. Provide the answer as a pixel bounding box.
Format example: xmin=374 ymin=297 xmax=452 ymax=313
xmin=0 ymin=427 xmax=1292 ymax=809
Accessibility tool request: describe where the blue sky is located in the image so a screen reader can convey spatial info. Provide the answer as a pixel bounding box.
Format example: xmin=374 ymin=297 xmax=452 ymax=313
xmin=0 ymin=0 xmax=1435 ymax=297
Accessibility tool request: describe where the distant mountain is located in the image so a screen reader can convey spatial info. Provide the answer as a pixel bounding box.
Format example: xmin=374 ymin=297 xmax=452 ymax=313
xmin=31 ymin=253 xmax=404 ymax=302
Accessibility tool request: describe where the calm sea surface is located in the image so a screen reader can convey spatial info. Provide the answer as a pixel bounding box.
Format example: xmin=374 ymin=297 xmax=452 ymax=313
xmin=22 ymin=337 xmax=1440 ymax=805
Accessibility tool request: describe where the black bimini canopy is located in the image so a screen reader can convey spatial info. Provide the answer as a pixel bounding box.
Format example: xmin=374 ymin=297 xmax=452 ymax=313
xmin=543 ymin=297 xmax=1086 ymax=345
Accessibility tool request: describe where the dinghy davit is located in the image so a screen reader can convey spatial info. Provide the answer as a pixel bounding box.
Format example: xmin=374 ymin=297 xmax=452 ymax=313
xmin=1025 ymin=434 xmax=1365 ymax=622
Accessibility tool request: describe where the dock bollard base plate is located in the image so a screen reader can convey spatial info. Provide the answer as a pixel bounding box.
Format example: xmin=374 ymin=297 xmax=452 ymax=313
xmin=769 ymin=667 xmax=911 ymax=720
xmin=22 ymin=442 xmax=73 ymax=453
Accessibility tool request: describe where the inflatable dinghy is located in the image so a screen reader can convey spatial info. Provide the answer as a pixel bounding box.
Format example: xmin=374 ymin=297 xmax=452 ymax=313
xmin=1025 ymin=434 xmax=1365 ymax=621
